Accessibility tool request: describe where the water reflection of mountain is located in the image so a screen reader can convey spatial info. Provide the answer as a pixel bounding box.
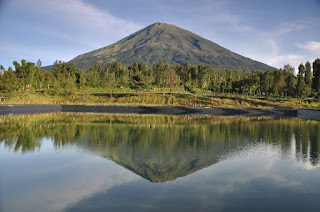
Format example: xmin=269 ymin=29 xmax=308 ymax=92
xmin=1 ymin=113 xmax=319 ymax=182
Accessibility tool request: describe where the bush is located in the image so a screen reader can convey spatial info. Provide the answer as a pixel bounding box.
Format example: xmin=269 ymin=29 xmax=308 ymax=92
xmin=184 ymin=83 xmax=196 ymax=94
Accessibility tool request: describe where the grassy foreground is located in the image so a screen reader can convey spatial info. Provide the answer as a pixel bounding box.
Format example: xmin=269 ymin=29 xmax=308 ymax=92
xmin=1 ymin=88 xmax=319 ymax=109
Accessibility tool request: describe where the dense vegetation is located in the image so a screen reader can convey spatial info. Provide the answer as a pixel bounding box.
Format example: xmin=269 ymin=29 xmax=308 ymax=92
xmin=1 ymin=58 xmax=320 ymax=100
xmin=69 ymin=23 xmax=274 ymax=70
xmin=1 ymin=113 xmax=319 ymax=181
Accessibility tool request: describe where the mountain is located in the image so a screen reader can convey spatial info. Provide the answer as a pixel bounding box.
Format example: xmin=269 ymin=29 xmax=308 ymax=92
xmin=69 ymin=22 xmax=274 ymax=71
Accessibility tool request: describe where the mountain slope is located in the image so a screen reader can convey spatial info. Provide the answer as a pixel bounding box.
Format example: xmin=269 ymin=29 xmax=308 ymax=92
xmin=69 ymin=22 xmax=274 ymax=71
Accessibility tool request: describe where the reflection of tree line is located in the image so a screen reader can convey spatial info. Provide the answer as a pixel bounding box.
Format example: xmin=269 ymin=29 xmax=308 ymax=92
xmin=1 ymin=113 xmax=319 ymax=181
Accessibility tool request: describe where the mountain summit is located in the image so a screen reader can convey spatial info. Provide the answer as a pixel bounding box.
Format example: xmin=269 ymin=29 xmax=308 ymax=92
xmin=69 ymin=22 xmax=274 ymax=70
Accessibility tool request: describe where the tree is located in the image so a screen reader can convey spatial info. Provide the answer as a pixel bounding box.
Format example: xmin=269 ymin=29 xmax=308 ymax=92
xmin=36 ymin=59 xmax=42 ymax=67
xmin=0 ymin=67 xmax=20 ymax=93
xmin=177 ymin=62 xmax=191 ymax=86
xmin=164 ymin=67 xmax=180 ymax=93
xmin=296 ymin=64 xmax=306 ymax=97
xmin=34 ymin=66 xmax=46 ymax=89
xmin=197 ymin=65 xmax=210 ymax=89
xmin=13 ymin=60 xmax=25 ymax=79
xmin=283 ymin=64 xmax=295 ymax=75
xmin=129 ymin=73 xmax=148 ymax=91
xmin=285 ymin=74 xmax=297 ymax=97
xmin=313 ymin=58 xmax=320 ymax=96
xmin=87 ymin=65 xmax=100 ymax=87
xmin=2 ymin=58 xmax=320 ymax=99
xmin=153 ymin=60 xmax=166 ymax=86
xmin=13 ymin=60 xmax=37 ymax=90
xmin=260 ymin=71 xmax=272 ymax=95
xmin=305 ymin=61 xmax=312 ymax=96
xmin=25 ymin=62 xmax=36 ymax=89
xmin=139 ymin=62 xmax=149 ymax=76
xmin=273 ymin=69 xmax=286 ymax=96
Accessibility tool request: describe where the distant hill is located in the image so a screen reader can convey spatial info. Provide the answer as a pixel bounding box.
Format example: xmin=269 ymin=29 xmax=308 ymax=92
xmin=69 ymin=22 xmax=275 ymax=71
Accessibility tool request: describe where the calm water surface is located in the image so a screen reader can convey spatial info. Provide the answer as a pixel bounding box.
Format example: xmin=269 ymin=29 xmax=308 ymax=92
xmin=1 ymin=113 xmax=320 ymax=212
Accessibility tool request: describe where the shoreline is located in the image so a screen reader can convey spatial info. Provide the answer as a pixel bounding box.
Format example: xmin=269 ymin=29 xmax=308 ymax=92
xmin=0 ymin=104 xmax=319 ymax=121
xmin=0 ymin=104 xmax=297 ymax=115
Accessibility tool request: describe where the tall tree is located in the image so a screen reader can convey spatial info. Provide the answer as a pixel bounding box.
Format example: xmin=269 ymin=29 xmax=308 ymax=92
xmin=153 ymin=60 xmax=166 ymax=86
xmin=305 ymin=61 xmax=312 ymax=96
xmin=273 ymin=69 xmax=286 ymax=96
xmin=0 ymin=67 xmax=20 ymax=93
xmin=165 ymin=67 xmax=180 ymax=93
xmin=313 ymin=58 xmax=320 ymax=95
xmin=87 ymin=65 xmax=100 ymax=87
xmin=283 ymin=64 xmax=295 ymax=75
xmin=296 ymin=64 xmax=306 ymax=97
xmin=285 ymin=73 xmax=297 ymax=96
xmin=25 ymin=62 xmax=36 ymax=89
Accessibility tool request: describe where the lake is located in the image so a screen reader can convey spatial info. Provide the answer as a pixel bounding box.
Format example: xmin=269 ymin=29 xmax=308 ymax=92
xmin=1 ymin=113 xmax=320 ymax=212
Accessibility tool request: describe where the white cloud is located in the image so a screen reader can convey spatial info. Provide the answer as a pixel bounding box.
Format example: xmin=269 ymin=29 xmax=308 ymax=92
xmin=9 ymin=0 xmax=142 ymax=41
xmin=266 ymin=54 xmax=305 ymax=70
xmin=3 ymin=0 xmax=143 ymax=66
xmin=42 ymin=0 xmax=141 ymax=40
xmin=193 ymin=4 xmax=313 ymax=71
xmin=238 ymin=21 xmax=318 ymax=70
xmin=298 ymin=41 xmax=320 ymax=54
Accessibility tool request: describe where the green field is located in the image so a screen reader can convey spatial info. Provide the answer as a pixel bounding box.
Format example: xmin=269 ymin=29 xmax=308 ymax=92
xmin=1 ymin=88 xmax=319 ymax=109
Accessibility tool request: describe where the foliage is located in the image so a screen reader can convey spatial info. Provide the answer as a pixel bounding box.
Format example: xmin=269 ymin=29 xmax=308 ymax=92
xmin=296 ymin=64 xmax=306 ymax=97
xmin=312 ymin=59 xmax=320 ymax=97
xmin=1 ymin=58 xmax=320 ymax=107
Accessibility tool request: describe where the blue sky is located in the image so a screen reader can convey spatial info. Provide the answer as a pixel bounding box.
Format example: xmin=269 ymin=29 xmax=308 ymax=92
xmin=0 ymin=0 xmax=319 ymax=71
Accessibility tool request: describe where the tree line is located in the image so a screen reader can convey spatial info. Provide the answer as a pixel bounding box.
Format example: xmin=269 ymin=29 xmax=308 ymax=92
xmin=1 ymin=58 xmax=320 ymax=98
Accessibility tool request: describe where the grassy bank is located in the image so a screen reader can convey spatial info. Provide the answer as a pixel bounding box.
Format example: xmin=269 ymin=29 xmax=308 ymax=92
xmin=1 ymin=88 xmax=319 ymax=109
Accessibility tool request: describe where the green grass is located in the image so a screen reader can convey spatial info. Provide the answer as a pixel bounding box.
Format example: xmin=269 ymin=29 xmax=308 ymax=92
xmin=1 ymin=88 xmax=319 ymax=109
